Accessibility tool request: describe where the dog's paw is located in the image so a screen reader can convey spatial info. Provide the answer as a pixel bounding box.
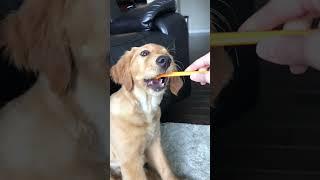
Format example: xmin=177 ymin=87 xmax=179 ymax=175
xmin=166 ymin=175 xmax=183 ymax=180
xmin=174 ymin=174 xmax=192 ymax=180
xmin=76 ymin=119 xmax=99 ymax=147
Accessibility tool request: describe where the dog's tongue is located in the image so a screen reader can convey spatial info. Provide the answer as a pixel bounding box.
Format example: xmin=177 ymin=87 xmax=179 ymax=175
xmin=147 ymin=79 xmax=160 ymax=85
xmin=146 ymin=78 xmax=165 ymax=91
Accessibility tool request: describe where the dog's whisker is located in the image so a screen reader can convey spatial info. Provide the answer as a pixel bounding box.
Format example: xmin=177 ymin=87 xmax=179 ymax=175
xmin=175 ymin=63 xmax=184 ymax=72
xmin=217 ymin=0 xmax=230 ymax=7
xmin=169 ymin=50 xmax=176 ymax=55
xmin=165 ymin=44 xmax=176 ymax=55
xmin=216 ymin=0 xmax=239 ymax=23
xmin=211 ymin=19 xmax=227 ymax=32
xmin=174 ymin=61 xmax=184 ymax=68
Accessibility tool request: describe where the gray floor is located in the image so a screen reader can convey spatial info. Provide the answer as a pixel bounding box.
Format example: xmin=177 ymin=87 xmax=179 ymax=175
xmin=160 ymin=32 xmax=210 ymax=180
xmin=161 ymin=123 xmax=210 ymax=180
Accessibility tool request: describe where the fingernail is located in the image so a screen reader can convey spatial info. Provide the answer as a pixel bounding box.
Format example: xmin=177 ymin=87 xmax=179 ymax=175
xmin=289 ymin=65 xmax=308 ymax=74
xmin=238 ymin=23 xmax=252 ymax=32
xmin=190 ymin=74 xmax=196 ymax=81
xmin=256 ymin=38 xmax=279 ymax=60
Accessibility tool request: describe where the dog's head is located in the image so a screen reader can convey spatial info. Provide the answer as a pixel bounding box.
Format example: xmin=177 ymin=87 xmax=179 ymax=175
xmin=111 ymin=44 xmax=183 ymax=96
xmin=1 ymin=0 xmax=106 ymax=95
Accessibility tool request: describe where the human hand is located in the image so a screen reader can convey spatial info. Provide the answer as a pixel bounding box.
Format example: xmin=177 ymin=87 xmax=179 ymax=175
xmin=239 ymin=0 xmax=320 ymax=74
xmin=185 ymin=52 xmax=210 ymax=85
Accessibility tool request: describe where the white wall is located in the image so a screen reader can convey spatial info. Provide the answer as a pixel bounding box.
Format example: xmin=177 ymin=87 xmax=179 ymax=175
xmin=147 ymin=0 xmax=210 ymax=34
xmin=177 ymin=0 xmax=210 ymax=34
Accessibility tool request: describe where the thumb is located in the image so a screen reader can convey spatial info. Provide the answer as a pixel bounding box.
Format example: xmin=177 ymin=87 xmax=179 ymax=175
xmin=205 ymin=71 xmax=210 ymax=84
xmin=256 ymin=32 xmax=320 ymax=71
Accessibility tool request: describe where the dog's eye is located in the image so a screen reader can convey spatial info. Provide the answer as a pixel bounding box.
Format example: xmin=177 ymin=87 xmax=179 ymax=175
xmin=140 ymin=50 xmax=150 ymax=57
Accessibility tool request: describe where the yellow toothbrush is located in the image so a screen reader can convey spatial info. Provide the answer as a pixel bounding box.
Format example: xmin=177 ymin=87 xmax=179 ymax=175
xmin=211 ymin=30 xmax=316 ymax=47
xmin=156 ymin=70 xmax=208 ymax=79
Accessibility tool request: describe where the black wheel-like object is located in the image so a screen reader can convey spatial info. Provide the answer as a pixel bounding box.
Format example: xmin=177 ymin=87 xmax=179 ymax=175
xmin=211 ymin=0 xmax=259 ymax=127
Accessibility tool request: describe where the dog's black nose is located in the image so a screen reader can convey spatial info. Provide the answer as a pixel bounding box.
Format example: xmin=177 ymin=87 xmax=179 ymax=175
xmin=156 ymin=56 xmax=171 ymax=69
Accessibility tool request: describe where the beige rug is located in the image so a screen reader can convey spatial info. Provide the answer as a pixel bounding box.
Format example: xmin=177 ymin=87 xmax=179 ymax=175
xmin=161 ymin=123 xmax=210 ymax=180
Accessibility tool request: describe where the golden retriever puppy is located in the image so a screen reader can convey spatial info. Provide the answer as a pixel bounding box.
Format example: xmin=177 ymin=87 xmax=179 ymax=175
xmin=110 ymin=44 xmax=183 ymax=180
xmin=0 ymin=0 xmax=106 ymax=179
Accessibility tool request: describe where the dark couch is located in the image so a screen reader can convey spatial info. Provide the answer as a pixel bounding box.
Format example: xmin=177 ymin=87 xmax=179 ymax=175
xmin=212 ymin=0 xmax=259 ymax=125
xmin=110 ymin=0 xmax=191 ymax=119
xmin=214 ymin=0 xmax=320 ymax=179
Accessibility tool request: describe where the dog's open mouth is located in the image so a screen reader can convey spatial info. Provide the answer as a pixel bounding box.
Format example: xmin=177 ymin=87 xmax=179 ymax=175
xmin=144 ymin=77 xmax=168 ymax=92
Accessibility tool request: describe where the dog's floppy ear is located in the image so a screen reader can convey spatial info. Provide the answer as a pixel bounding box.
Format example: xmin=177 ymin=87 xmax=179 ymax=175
xmin=169 ymin=62 xmax=183 ymax=96
xmin=170 ymin=76 xmax=183 ymax=96
xmin=169 ymin=62 xmax=184 ymax=95
xmin=1 ymin=0 xmax=73 ymax=95
xmin=111 ymin=48 xmax=137 ymax=91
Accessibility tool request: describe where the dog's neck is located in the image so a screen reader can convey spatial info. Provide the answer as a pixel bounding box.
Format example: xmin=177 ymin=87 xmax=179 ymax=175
xmin=72 ymin=72 xmax=107 ymax=162
xmin=129 ymin=85 xmax=163 ymax=115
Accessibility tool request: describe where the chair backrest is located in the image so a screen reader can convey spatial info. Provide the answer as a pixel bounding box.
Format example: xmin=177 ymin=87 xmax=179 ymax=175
xmin=110 ymin=0 xmax=122 ymax=22
xmin=0 ymin=0 xmax=23 ymax=20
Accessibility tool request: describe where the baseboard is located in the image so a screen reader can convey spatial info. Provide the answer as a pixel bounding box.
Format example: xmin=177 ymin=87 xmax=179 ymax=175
xmin=189 ymin=29 xmax=210 ymax=34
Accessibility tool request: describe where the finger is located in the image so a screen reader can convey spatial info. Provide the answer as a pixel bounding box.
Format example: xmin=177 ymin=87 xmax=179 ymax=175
xmin=304 ymin=32 xmax=320 ymax=70
xmin=239 ymin=0 xmax=320 ymax=31
xmin=256 ymin=18 xmax=312 ymax=68
xmin=190 ymin=68 xmax=210 ymax=85
xmin=283 ymin=18 xmax=312 ymax=74
xmin=289 ymin=65 xmax=308 ymax=74
xmin=283 ymin=18 xmax=313 ymax=30
xmin=256 ymin=31 xmax=320 ymax=70
xmin=185 ymin=53 xmax=210 ymax=71
xmin=190 ymin=74 xmax=206 ymax=82
xmin=199 ymin=67 xmax=210 ymax=84
xmin=256 ymin=36 xmax=304 ymax=65
xmin=190 ymin=74 xmax=207 ymax=85
xmin=190 ymin=74 xmax=200 ymax=82
xmin=205 ymin=71 xmax=210 ymax=84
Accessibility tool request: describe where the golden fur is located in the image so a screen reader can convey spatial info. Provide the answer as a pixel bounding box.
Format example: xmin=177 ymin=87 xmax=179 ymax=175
xmin=110 ymin=44 xmax=183 ymax=180
xmin=0 ymin=0 xmax=107 ymax=179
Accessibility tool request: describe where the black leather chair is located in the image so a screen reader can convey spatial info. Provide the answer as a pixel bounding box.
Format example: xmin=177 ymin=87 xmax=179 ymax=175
xmin=110 ymin=0 xmax=191 ymax=119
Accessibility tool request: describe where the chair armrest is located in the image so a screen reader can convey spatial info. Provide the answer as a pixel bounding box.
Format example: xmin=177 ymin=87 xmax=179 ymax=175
xmin=110 ymin=0 xmax=176 ymax=34
xmin=0 ymin=0 xmax=23 ymax=20
xmin=155 ymin=13 xmax=191 ymax=101
xmin=154 ymin=13 xmax=189 ymax=65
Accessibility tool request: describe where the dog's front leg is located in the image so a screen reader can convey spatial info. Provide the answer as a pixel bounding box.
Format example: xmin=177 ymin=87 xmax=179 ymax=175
xmin=146 ymin=136 xmax=178 ymax=180
xmin=120 ymin=155 xmax=147 ymax=180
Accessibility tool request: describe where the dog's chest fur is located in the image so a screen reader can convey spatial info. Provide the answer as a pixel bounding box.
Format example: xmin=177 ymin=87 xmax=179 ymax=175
xmin=133 ymin=87 xmax=162 ymax=121
xmin=134 ymin=88 xmax=162 ymax=146
xmin=75 ymin=76 xmax=107 ymax=161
